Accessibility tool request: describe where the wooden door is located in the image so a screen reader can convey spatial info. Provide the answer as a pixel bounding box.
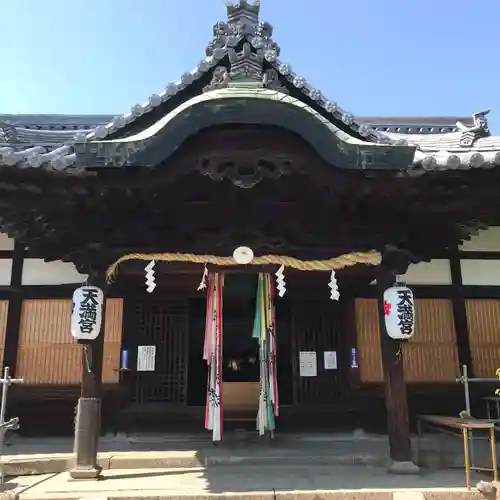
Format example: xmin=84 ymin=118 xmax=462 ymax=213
xmin=291 ymin=299 xmax=346 ymax=405
xmin=127 ymin=298 xmax=189 ymax=405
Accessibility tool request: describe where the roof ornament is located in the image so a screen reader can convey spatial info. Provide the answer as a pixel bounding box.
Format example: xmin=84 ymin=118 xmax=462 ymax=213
xmin=456 ymin=109 xmax=490 ymax=147
xmin=228 ymin=42 xmax=264 ymax=83
xmin=0 ymin=121 xmax=18 ymax=145
xmin=225 ymin=0 xmax=261 ymax=24
xmin=208 ymin=1 xmax=267 ymax=58
xmin=204 ymin=0 xmax=281 ymax=92
xmin=262 ymin=68 xmax=288 ymax=93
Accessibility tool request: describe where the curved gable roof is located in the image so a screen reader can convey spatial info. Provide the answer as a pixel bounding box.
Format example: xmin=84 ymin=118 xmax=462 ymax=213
xmin=74 ymin=88 xmax=415 ymax=171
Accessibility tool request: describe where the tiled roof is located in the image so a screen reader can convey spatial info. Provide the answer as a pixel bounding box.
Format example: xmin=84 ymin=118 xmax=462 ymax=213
xmin=0 ymin=1 xmax=497 ymax=173
xmin=0 ymin=114 xmax=110 ymax=129
xmin=0 ymin=114 xmax=470 ymax=138
xmin=358 ymin=116 xmax=472 ymax=135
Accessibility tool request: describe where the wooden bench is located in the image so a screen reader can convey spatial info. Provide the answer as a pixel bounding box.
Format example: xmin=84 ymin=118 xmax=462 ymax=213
xmin=417 ymin=414 xmax=498 ymax=489
xmin=222 ymin=382 xmax=259 ymax=422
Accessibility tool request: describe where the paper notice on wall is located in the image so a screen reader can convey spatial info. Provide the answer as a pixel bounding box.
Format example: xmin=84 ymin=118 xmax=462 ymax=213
xmin=324 ymin=351 xmax=338 ymax=370
xmin=137 ymin=345 xmax=156 ymax=372
xmin=299 ymin=351 xmax=317 ymax=377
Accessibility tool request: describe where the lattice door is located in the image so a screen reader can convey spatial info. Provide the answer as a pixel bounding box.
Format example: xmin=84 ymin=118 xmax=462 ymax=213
xmin=291 ymin=299 xmax=345 ymax=404
xmin=131 ymin=299 xmax=188 ymax=405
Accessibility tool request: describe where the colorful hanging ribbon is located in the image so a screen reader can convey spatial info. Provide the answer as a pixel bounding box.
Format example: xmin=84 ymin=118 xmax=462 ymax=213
xmin=203 ymin=272 xmax=224 ymax=442
xmin=253 ymin=273 xmax=279 ymax=436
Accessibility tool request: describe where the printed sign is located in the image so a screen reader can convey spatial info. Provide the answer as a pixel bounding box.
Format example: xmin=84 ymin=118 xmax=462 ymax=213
xmin=299 ymin=351 xmax=317 ymax=377
xmin=324 ymin=351 xmax=338 ymax=370
xmin=71 ymin=286 xmax=104 ymax=341
xmin=137 ymin=345 xmax=156 ymax=372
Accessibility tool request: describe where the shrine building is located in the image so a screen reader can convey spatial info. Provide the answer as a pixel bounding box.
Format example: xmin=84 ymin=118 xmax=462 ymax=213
xmin=1 ymin=0 xmax=500 ymax=467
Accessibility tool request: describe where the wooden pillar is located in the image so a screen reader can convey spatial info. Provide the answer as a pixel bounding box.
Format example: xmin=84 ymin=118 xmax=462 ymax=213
xmin=449 ymin=250 xmax=473 ymax=375
xmin=377 ymin=247 xmax=418 ymax=473
xmin=3 ymin=242 xmax=24 ymax=376
xmin=69 ymin=269 xmax=107 ymax=480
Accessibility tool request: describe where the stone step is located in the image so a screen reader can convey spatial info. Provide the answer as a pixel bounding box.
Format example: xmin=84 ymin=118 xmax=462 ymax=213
xmin=18 ymin=491 xmax=480 ymax=500
xmin=2 ymin=451 xmax=386 ymax=476
xmin=0 ymin=446 xmax=472 ymax=477
xmin=14 ymin=466 xmax=484 ymax=500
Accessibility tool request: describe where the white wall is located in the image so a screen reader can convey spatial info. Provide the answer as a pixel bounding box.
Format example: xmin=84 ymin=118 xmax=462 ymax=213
xmin=460 ymin=227 xmax=500 ymax=252
xmin=0 ymin=233 xmax=14 ymax=285
xmin=397 ymin=259 xmax=452 ymax=285
xmin=0 ymin=234 xmax=14 ymax=251
xmin=459 ymin=227 xmax=500 ymax=285
xmin=0 ymin=260 xmax=12 ymax=286
xmin=21 ymin=259 xmax=88 ymax=286
xmin=461 ymin=260 xmax=500 ymax=286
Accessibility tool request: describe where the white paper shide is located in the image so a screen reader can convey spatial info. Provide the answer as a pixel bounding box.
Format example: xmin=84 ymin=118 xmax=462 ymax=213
xmin=71 ymin=286 xmax=104 ymax=341
xmin=383 ymin=285 xmax=415 ymax=340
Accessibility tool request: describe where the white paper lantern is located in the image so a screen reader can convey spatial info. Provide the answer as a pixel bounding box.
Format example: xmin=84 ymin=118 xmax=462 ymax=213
xmin=383 ymin=285 xmax=415 ymax=340
xmin=71 ymin=286 xmax=104 ymax=341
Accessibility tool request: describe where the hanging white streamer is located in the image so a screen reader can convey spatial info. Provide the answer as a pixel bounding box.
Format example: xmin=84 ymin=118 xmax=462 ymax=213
xmin=197 ymin=264 xmax=209 ymax=291
xmin=275 ymin=265 xmax=287 ymax=297
xmin=145 ymin=260 xmax=156 ymax=293
xmin=328 ymin=270 xmax=340 ymax=301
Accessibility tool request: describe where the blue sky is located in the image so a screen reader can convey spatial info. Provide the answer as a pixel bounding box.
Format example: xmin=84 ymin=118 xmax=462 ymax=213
xmin=2 ymin=0 xmax=499 ymax=131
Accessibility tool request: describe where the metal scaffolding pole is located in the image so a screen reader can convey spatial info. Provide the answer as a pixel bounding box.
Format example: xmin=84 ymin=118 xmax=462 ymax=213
xmin=455 ymin=364 xmax=500 ymax=467
xmin=0 ymin=366 xmax=23 ymax=483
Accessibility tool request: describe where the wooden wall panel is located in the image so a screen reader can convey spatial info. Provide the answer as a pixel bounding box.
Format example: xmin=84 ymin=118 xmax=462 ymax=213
xmin=355 ymin=298 xmax=459 ymax=383
xmin=17 ymin=298 xmax=123 ymax=385
xmin=102 ymin=299 xmax=123 ymax=384
xmin=355 ymin=299 xmax=383 ymax=383
xmin=0 ymin=301 xmax=9 ymax=368
xmin=466 ymin=300 xmax=500 ymax=377
xmin=403 ymin=299 xmax=459 ymax=383
xmin=17 ymin=299 xmax=79 ymax=384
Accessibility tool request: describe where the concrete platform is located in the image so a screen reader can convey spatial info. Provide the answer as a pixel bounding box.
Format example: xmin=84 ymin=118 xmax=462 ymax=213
xmin=0 ymin=432 xmax=490 ymax=477
xmin=1 ymin=448 xmax=396 ymax=476
xmin=2 ymin=465 xmax=488 ymax=500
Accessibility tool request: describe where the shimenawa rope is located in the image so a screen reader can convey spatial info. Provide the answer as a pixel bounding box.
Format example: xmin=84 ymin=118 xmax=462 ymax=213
xmin=106 ymin=250 xmax=382 ymax=282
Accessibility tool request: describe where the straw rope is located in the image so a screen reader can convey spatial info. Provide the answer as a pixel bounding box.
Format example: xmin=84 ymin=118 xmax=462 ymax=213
xmin=106 ymin=250 xmax=382 ymax=282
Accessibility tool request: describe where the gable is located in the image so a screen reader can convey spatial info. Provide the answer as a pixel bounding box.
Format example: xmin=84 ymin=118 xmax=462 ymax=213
xmin=82 ymin=1 xmax=378 ymax=145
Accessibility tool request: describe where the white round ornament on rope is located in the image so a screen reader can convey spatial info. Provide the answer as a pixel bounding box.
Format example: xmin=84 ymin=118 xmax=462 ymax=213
xmin=233 ymin=246 xmax=254 ymax=265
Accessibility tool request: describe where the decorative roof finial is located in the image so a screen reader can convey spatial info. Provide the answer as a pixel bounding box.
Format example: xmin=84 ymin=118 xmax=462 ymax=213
xmin=225 ymin=0 xmax=260 ymax=25
xmin=456 ymin=109 xmax=490 ymax=147
xmin=0 ymin=122 xmax=18 ymax=144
